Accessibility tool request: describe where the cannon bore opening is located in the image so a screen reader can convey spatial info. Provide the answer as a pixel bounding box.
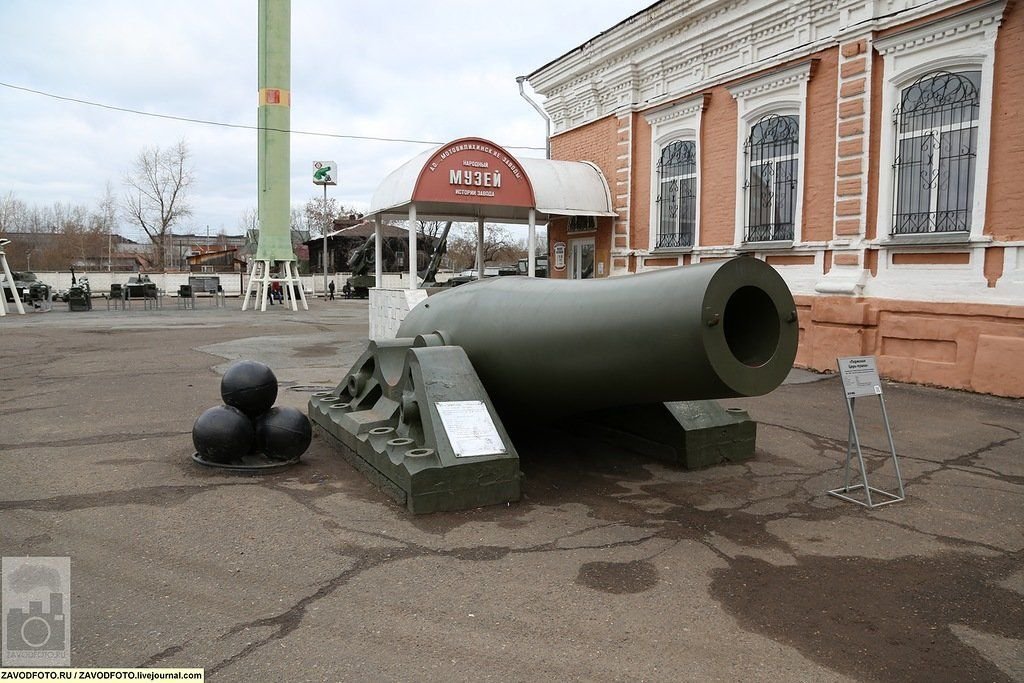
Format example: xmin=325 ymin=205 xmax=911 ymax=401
xmin=723 ymin=286 xmax=780 ymax=367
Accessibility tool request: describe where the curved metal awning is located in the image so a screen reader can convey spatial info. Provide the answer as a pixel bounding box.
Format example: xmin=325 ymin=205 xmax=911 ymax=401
xmin=366 ymin=137 xmax=615 ymax=223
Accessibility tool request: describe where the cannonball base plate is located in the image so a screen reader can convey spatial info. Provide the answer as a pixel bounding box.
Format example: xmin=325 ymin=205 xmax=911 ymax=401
xmin=191 ymin=451 xmax=300 ymax=471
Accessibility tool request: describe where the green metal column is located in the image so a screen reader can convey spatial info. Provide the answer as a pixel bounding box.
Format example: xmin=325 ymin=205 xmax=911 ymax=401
xmin=256 ymin=0 xmax=295 ymax=262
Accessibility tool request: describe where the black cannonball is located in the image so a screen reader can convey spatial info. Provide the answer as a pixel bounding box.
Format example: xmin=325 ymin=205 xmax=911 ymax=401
xmin=221 ymin=360 xmax=278 ymax=418
xmin=192 ymin=405 xmax=256 ymax=463
xmin=255 ymin=406 xmax=312 ymax=461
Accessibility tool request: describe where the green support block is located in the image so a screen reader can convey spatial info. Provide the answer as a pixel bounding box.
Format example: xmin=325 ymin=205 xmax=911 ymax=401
xmin=578 ymin=400 xmax=757 ymax=469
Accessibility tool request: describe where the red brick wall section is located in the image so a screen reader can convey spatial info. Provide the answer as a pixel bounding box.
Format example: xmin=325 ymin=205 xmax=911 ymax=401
xmin=865 ymin=50 xmax=885 ymax=241
xmin=550 ymin=116 xmax=620 ymax=277
xmin=987 ymin=1 xmax=1024 ymax=241
xmin=699 ymin=86 xmax=738 ymax=246
xmin=551 ymin=116 xmax=620 ymax=179
xmin=631 ymin=113 xmax=652 ymax=250
xmin=803 ymin=48 xmax=839 ymax=243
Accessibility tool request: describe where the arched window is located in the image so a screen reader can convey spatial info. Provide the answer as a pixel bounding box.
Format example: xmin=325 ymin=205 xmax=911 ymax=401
xmin=743 ymin=114 xmax=799 ymax=242
xmin=891 ymin=70 xmax=980 ymax=235
xmin=655 ymin=140 xmax=697 ymax=248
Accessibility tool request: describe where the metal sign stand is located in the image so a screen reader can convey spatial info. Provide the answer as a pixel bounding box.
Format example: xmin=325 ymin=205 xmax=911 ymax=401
xmin=828 ymin=356 xmax=905 ymax=508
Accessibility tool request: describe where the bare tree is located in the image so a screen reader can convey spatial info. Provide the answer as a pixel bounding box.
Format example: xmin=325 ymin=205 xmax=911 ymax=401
xmin=304 ymin=196 xmax=335 ymax=238
xmin=416 ymin=220 xmax=451 ymax=240
xmin=444 ymin=223 xmax=522 ymax=271
xmin=0 ymin=192 xmax=23 ymax=233
xmin=122 ymin=140 xmax=194 ymax=269
xmin=95 ymin=183 xmax=119 ymax=271
xmin=302 ymin=197 xmax=361 ymax=238
xmin=238 ymin=207 xmax=259 ymax=235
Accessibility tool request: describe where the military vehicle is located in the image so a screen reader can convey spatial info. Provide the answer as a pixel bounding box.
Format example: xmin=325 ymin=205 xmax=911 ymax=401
xmin=1 ymin=271 xmax=51 ymax=304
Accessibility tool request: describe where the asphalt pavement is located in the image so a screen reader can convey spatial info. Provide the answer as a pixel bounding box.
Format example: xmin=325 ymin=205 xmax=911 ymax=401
xmin=0 ymin=299 xmax=1021 ymax=682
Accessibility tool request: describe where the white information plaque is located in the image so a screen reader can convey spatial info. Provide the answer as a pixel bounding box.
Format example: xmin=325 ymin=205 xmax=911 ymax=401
xmin=837 ymin=356 xmax=883 ymax=398
xmin=435 ymin=400 xmax=506 ymax=458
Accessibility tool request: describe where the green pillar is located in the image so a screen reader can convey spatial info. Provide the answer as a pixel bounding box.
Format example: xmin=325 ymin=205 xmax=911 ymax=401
xmin=256 ymin=0 xmax=295 ymax=262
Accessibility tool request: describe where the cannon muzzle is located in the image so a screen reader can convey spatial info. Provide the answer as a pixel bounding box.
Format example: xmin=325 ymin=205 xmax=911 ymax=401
xmin=398 ymin=257 xmax=798 ymax=417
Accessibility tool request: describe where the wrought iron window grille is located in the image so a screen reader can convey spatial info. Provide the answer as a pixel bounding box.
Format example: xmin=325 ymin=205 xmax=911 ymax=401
xmin=655 ymin=140 xmax=697 ymax=249
xmin=567 ymin=216 xmax=597 ymax=233
xmin=743 ymin=114 xmax=799 ymax=243
xmin=891 ymin=71 xmax=980 ymax=236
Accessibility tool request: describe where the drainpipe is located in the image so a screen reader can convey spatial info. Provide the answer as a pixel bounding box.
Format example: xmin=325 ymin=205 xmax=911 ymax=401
xmin=517 ymin=76 xmax=550 ymax=160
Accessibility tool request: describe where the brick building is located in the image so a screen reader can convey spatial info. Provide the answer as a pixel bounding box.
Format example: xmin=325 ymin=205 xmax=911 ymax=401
xmin=526 ymin=0 xmax=1023 ymax=397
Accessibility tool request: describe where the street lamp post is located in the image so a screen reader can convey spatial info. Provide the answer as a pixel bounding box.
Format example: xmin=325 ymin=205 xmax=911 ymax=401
xmin=313 ymin=160 xmax=338 ymax=299
xmin=323 ymin=182 xmax=329 ymax=297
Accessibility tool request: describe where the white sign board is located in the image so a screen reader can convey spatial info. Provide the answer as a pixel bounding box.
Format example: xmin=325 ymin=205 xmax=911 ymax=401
xmin=837 ymin=356 xmax=883 ymax=398
xmin=553 ymin=242 xmax=566 ymax=271
xmin=313 ymin=160 xmax=337 ymax=186
xmin=435 ymin=400 xmax=506 ymax=458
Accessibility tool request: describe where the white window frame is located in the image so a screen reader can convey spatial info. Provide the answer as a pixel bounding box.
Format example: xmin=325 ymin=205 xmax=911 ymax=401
xmin=643 ymin=94 xmax=706 ymax=252
xmin=743 ymin=113 xmax=801 ymax=242
xmin=892 ymin=71 xmax=981 ymax=235
xmin=874 ymin=0 xmax=1004 ymax=242
xmin=654 ymin=139 xmax=698 ymax=249
xmin=728 ymin=61 xmax=812 ymax=246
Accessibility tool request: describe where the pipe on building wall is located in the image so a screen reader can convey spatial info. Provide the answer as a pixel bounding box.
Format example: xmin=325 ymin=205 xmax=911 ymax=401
xmin=516 ymin=76 xmax=550 ymax=160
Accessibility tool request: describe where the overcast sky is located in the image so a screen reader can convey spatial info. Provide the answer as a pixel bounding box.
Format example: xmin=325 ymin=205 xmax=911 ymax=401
xmin=0 ymin=1 xmax=652 ymax=239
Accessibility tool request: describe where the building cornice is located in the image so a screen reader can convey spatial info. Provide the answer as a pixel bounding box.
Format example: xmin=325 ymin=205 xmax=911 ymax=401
xmin=643 ymin=93 xmax=710 ymax=126
xmin=529 ymin=0 xmax=985 ymax=137
xmin=873 ymin=0 xmax=1007 ymax=55
xmin=727 ymin=60 xmax=816 ymax=100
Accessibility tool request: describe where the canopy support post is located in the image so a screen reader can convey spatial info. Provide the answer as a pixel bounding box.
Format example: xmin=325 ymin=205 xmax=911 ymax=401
xmin=477 ymin=217 xmax=485 ymax=280
xmin=408 ymin=203 xmax=417 ymax=289
xmin=528 ymin=208 xmax=537 ymax=278
xmin=374 ymin=215 xmax=383 ymax=288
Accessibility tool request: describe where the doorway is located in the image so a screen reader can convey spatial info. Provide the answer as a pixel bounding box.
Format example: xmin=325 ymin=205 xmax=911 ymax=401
xmin=568 ymin=238 xmax=595 ymax=279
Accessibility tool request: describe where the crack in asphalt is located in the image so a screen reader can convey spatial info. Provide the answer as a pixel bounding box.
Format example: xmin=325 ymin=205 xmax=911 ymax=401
xmin=0 ymin=483 xmax=233 ymax=512
xmin=0 ymin=431 xmax=188 ymax=453
xmin=186 ymin=525 xmax=663 ymax=675
xmin=0 ymin=404 xmax=71 ymax=417
xmin=760 ymin=418 xmax=1023 ymax=488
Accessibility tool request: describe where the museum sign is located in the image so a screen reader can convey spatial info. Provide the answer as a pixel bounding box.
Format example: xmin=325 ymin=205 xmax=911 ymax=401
xmin=412 ymin=138 xmax=535 ymax=207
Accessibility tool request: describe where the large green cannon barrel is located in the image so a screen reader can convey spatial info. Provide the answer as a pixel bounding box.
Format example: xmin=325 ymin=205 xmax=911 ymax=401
xmin=398 ymin=256 xmax=799 ymax=417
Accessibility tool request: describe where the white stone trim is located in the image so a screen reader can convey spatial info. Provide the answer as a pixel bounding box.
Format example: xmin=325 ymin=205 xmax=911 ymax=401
xmin=730 ymin=62 xmax=812 ymax=247
xmin=874 ymin=0 xmax=1006 ymax=243
xmin=369 ymin=287 xmax=429 ymax=340
xmin=864 ymin=242 xmax=1022 ymax=305
xmin=614 ymin=113 xmax=633 ymax=254
xmin=832 ymin=33 xmax=873 ymax=245
xmin=644 ymin=94 xmax=706 ymax=253
xmin=726 ymin=60 xmax=814 ymax=100
xmin=873 ymin=0 xmax=1006 ymax=56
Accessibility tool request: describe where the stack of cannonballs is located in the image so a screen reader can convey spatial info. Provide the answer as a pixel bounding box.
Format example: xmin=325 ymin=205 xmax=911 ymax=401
xmin=192 ymin=360 xmax=312 ymax=467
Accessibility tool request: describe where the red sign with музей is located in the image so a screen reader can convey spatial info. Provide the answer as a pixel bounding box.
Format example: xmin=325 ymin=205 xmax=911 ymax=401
xmin=412 ymin=138 xmax=535 ymax=207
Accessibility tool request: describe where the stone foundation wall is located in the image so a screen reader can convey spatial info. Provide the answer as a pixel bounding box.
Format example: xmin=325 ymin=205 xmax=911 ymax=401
xmin=795 ymin=295 xmax=1024 ymax=397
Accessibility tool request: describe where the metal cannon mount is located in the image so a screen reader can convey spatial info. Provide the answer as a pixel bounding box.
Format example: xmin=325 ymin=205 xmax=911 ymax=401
xmin=310 ymin=257 xmax=799 ymax=513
